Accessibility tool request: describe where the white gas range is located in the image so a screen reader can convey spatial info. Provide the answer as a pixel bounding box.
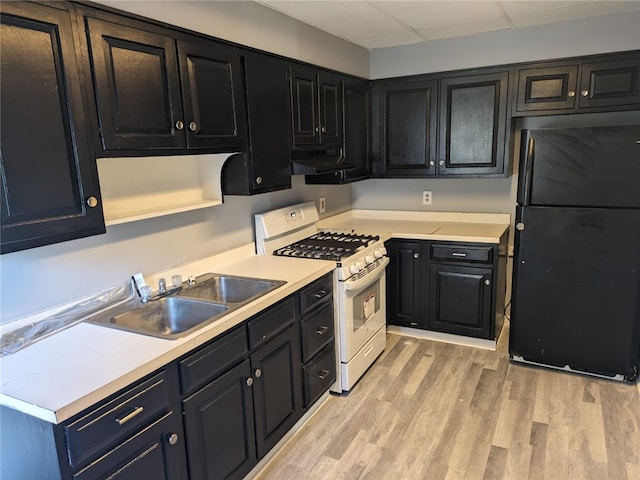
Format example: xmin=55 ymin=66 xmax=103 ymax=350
xmin=255 ymin=202 xmax=388 ymax=392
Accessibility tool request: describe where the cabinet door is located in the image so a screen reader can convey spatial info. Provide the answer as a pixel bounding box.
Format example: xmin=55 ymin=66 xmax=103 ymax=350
xmin=317 ymin=72 xmax=343 ymax=147
xmin=289 ymin=64 xmax=319 ymax=146
xmin=251 ymin=325 xmax=303 ymax=459
xmin=86 ymin=17 xmax=184 ymax=151
xmin=429 ymin=264 xmax=493 ymax=339
xmin=343 ymin=78 xmax=371 ymax=174
xmin=386 ymin=240 xmax=426 ymax=328
xmin=515 ymin=65 xmax=578 ymax=113
xmin=375 ymin=79 xmax=437 ymax=177
xmin=182 ymin=360 xmax=256 ymax=480
xmin=177 ymin=39 xmax=246 ymax=150
xmin=72 ymin=412 xmax=188 ymax=480
xmin=579 ymin=58 xmax=640 ymax=109
xmin=0 ymin=2 xmax=105 ymax=254
xmin=243 ymin=53 xmax=291 ymax=192
xmin=438 ymin=72 xmax=509 ymax=176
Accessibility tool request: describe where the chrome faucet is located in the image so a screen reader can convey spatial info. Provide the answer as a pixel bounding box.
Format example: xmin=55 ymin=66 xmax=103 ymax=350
xmin=158 ymin=278 xmax=167 ymax=294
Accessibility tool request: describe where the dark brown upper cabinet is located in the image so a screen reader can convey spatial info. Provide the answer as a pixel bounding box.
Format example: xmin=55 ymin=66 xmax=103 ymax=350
xmin=85 ymin=15 xmax=245 ymax=154
xmin=513 ymin=51 xmax=640 ymax=116
xmin=438 ymin=71 xmax=509 ymax=176
xmin=289 ymin=64 xmax=343 ymax=149
xmin=0 ymin=1 xmax=105 ymax=254
xmin=579 ymin=57 xmax=640 ymax=109
xmin=515 ymin=65 xmax=579 ymax=112
xmin=373 ymin=79 xmax=438 ymax=177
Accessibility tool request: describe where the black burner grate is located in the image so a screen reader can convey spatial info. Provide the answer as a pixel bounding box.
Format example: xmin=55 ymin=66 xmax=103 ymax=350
xmin=273 ymin=231 xmax=380 ymax=261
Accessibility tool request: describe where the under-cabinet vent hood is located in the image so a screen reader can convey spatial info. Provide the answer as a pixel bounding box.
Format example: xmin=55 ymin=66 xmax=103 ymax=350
xmin=97 ymin=153 xmax=239 ymax=225
xmin=290 ymin=147 xmax=354 ymax=175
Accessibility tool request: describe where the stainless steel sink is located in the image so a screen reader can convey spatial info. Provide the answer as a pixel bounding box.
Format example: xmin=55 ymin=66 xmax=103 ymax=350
xmin=176 ymin=273 xmax=286 ymax=304
xmin=90 ymin=297 xmax=229 ymax=340
xmin=86 ymin=273 xmax=285 ymax=339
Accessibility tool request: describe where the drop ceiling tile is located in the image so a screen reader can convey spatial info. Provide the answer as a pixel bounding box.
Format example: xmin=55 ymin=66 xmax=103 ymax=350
xmin=418 ymin=16 xmax=512 ymax=40
xmin=500 ymin=1 xmax=585 ymax=16
xmin=259 ymin=1 xmax=379 ymax=24
xmin=356 ymin=30 xmax=427 ymax=49
xmin=378 ymin=1 xmax=506 ymax=29
xmin=315 ymin=12 xmax=411 ymax=40
xmin=509 ymin=1 xmax=640 ymax=27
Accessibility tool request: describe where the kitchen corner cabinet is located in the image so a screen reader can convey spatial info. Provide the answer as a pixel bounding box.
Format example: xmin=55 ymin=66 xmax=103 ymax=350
xmin=386 ymin=238 xmax=507 ymax=340
xmin=372 ymin=68 xmax=510 ymax=178
xmin=0 ymin=1 xmax=105 ymax=254
xmin=289 ymin=64 xmax=343 ymax=149
xmin=84 ymin=14 xmax=245 ymax=154
xmin=386 ymin=240 xmax=427 ymax=328
xmin=223 ymin=53 xmax=292 ymax=195
xmin=513 ymin=51 xmax=640 ymax=115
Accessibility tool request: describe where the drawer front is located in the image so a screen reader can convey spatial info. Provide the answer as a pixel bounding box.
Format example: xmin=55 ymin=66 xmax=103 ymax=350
xmin=299 ymin=274 xmax=333 ymax=315
xmin=431 ymin=244 xmax=493 ymax=264
xmin=64 ymin=371 xmax=171 ymax=468
xmin=248 ymin=297 xmax=296 ymax=350
xmin=301 ymin=301 xmax=334 ymax=363
xmin=179 ymin=326 xmax=248 ymax=395
xmin=303 ymin=343 xmax=336 ymax=408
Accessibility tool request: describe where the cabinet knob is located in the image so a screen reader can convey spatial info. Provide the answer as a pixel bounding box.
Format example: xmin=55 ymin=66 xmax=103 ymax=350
xmin=484 ymin=279 xmax=491 ymax=286
xmin=188 ymin=121 xmax=197 ymax=132
xmin=429 ymin=160 xmax=435 ymax=166
xmin=175 ymin=120 xmax=184 ymax=131
xmin=86 ymin=196 xmax=99 ymax=208
xmin=167 ymin=433 xmax=179 ymax=445
xmin=581 ymin=90 xmax=589 ymax=97
xmin=246 ymin=377 xmax=254 ymax=387
xmin=568 ymin=91 xmax=575 ymax=98
xmin=321 ymin=126 xmax=327 ymax=133
xmin=256 ymin=176 xmax=263 ymax=185
xmin=439 ymin=160 xmax=445 ymax=166
xmin=413 ymin=252 xmax=419 ymax=259
xmin=516 ymin=222 xmax=525 ymax=231
xmin=315 ymin=127 xmax=319 ymax=133
xmin=254 ymin=368 xmax=262 ymax=378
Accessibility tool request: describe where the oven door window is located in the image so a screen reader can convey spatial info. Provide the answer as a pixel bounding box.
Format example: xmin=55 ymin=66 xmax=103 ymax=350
xmin=352 ymin=281 xmax=380 ymax=331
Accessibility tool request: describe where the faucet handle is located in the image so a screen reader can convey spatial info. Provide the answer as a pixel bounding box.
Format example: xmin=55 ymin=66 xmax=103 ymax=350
xmin=187 ymin=275 xmax=196 ymax=286
xmin=158 ymin=278 xmax=167 ymax=294
xmin=139 ymin=285 xmax=152 ymax=303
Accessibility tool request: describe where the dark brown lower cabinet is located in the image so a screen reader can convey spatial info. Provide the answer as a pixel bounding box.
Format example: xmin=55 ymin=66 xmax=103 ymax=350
xmin=429 ymin=264 xmax=493 ymax=338
xmin=251 ymin=325 xmax=303 ymax=458
xmin=386 ymin=238 xmax=507 ymax=340
xmin=182 ymin=360 xmax=256 ymax=480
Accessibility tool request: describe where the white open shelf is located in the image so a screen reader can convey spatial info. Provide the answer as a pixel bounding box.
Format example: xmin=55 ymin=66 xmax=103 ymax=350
xmin=97 ymin=153 xmax=237 ymax=226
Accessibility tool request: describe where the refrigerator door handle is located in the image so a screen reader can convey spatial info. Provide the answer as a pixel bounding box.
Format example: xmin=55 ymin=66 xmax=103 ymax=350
xmin=517 ymin=133 xmax=535 ymax=206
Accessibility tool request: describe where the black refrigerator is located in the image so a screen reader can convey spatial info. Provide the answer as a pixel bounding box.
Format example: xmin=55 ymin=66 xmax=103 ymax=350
xmin=509 ymin=125 xmax=640 ymax=382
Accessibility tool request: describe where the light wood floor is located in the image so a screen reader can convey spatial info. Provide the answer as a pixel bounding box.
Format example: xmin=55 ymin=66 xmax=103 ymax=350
xmin=256 ymin=324 xmax=640 ymax=480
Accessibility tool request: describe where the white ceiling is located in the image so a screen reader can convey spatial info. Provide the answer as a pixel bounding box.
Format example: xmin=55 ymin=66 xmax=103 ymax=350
xmin=255 ymin=1 xmax=640 ymax=49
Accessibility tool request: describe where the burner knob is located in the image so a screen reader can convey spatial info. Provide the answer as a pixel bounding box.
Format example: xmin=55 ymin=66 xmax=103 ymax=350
xmin=356 ymin=261 xmax=365 ymax=271
xmin=349 ymin=264 xmax=360 ymax=275
xmin=365 ymin=255 xmax=375 ymax=265
xmin=379 ymin=246 xmax=387 ymax=256
xmin=374 ymin=249 xmax=384 ymax=259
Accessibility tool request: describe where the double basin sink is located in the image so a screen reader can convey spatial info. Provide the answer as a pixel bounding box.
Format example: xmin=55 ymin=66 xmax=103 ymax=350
xmin=87 ymin=273 xmax=285 ymax=339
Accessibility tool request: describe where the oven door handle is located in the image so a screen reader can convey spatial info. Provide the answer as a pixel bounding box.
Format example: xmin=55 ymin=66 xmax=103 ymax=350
xmin=343 ymin=257 xmax=389 ymax=292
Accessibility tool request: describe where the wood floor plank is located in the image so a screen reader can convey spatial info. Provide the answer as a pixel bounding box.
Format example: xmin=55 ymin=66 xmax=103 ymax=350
xmin=254 ymin=328 xmax=640 ymax=480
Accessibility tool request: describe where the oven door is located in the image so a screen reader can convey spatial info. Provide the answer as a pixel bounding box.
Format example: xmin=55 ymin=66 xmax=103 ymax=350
xmin=338 ymin=258 xmax=389 ymax=362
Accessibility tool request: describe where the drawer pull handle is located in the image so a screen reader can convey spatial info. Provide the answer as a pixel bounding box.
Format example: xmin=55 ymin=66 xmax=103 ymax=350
xmin=451 ymin=252 xmax=467 ymax=257
xmin=317 ymin=369 xmax=330 ymax=380
xmin=115 ymin=406 xmax=144 ymax=426
xmin=313 ymin=290 xmax=328 ymax=299
xmin=315 ymin=325 xmax=329 ymax=335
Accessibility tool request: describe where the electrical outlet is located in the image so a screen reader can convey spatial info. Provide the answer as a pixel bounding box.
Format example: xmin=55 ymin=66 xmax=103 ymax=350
xmin=319 ymin=197 xmax=326 ymax=213
xmin=422 ymin=191 xmax=432 ymax=205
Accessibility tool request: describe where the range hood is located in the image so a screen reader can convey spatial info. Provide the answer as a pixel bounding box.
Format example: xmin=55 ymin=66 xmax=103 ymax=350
xmin=290 ymin=147 xmax=355 ymax=175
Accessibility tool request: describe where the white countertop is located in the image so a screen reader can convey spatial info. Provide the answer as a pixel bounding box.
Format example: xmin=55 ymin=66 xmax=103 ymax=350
xmin=0 ymin=244 xmax=334 ymax=424
xmin=318 ymin=209 xmax=510 ymax=244
xmin=0 ymin=210 xmax=510 ymax=425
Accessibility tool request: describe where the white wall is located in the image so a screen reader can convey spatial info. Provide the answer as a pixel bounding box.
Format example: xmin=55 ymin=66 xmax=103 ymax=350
xmin=1 ymin=0 xmax=365 ymax=324
xmin=370 ymin=12 xmax=640 ymax=78
xmin=95 ymin=0 xmax=369 ymax=77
